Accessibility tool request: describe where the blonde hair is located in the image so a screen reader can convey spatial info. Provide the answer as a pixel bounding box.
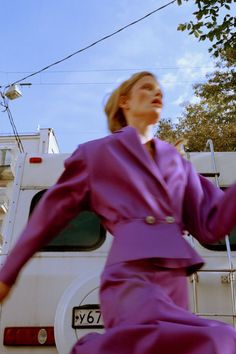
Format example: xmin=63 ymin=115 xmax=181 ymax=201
xmin=104 ymin=71 xmax=156 ymax=133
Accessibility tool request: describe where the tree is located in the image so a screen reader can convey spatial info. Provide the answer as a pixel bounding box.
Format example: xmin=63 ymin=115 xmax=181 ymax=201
xmin=156 ymin=54 xmax=236 ymax=151
xmin=155 ymin=118 xmax=179 ymax=145
xmin=177 ymin=104 xmax=236 ymax=152
xmin=177 ymin=0 xmax=236 ymax=57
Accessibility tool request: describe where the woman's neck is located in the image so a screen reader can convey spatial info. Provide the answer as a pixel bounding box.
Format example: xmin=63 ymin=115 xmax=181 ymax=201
xmin=130 ymin=124 xmax=154 ymax=144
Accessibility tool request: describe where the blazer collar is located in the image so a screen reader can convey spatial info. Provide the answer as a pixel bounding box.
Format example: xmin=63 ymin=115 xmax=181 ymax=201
xmin=114 ymin=126 xmax=173 ymax=196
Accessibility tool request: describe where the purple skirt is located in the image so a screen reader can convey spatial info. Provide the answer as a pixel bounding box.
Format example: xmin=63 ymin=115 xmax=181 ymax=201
xmin=71 ymin=260 xmax=236 ymax=354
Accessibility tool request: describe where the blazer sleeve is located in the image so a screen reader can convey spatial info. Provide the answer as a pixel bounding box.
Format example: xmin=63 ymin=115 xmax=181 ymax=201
xmin=182 ymin=159 xmax=236 ymax=244
xmin=0 ymin=145 xmax=90 ymax=286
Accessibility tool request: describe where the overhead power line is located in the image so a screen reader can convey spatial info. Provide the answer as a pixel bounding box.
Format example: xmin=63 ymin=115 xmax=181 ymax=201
xmin=0 ymin=66 xmax=215 ymax=74
xmin=10 ymin=0 xmax=176 ymax=86
xmin=0 ymin=80 xmax=209 ymax=88
xmin=5 ymin=80 xmax=206 ymax=86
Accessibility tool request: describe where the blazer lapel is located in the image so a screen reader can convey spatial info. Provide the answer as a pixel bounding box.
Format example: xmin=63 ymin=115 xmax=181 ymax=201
xmin=154 ymin=138 xmax=181 ymax=187
xmin=114 ymin=126 xmax=170 ymax=195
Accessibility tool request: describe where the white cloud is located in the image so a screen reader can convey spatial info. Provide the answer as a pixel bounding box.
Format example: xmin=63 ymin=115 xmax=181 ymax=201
xmin=160 ymin=73 xmax=178 ymax=90
xmin=173 ymin=92 xmax=200 ymax=107
xmin=176 ymin=52 xmax=213 ymax=80
xmin=173 ymin=94 xmax=188 ymax=106
xmin=157 ymin=51 xmax=213 ymax=94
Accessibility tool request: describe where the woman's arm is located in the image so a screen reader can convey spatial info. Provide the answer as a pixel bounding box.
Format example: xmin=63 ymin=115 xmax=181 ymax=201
xmin=0 ymin=145 xmax=90 ymax=288
xmin=183 ymin=159 xmax=236 ymax=244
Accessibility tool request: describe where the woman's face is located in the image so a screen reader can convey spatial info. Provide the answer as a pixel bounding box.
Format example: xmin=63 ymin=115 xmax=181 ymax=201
xmin=122 ymin=75 xmax=163 ymax=125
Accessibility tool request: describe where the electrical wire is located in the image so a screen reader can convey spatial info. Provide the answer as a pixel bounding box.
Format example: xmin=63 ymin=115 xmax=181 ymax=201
xmin=6 ymin=80 xmax=206 ymax=86
xmin=0 ymin=94 xmax=24 ymax=152
xmin=0 ymin=0 xmax=176 ymax=151
xmin=10 ymin=0 xmax=176 ymax=86
xmin=0 ymin=66 xmax=215 ymax=74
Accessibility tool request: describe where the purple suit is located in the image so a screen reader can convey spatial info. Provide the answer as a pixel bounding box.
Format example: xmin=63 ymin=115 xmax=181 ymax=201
xmin=1 ymin=126 xmax=236 ymax=353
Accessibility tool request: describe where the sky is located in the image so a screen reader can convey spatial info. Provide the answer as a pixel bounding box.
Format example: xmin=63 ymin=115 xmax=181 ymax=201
xmin=0 ymin=0 xmax=217 ymax=152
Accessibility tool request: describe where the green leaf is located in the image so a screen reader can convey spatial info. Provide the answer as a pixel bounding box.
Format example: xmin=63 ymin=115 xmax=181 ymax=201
xmin=208 ymin=32 xmax=215 ymax=41
xmin=177 ymin=24 xmax=187 ymax=31
xmin=200 ymin=34 xmax=207 ymax=40
xmin=206 ymin=22 xmax=213 ymax=29
xmin=196 ymin=13 xmax=203 ymax=20
xmin=177 ymin=0 xmax=236 ymax=58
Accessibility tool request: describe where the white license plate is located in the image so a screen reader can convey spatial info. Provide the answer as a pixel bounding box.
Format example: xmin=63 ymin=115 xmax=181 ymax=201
xmin=72 ymin=305 xmax=103 ymax=329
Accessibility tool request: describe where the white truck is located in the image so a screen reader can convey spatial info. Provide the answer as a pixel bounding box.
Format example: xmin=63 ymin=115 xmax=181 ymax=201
xmin=0 ymin=144 xmax=236 ymax=354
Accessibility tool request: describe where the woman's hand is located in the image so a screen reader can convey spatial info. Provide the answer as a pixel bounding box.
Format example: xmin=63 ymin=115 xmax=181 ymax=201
xmin=0 ymin=281 xmax=11 ymax=303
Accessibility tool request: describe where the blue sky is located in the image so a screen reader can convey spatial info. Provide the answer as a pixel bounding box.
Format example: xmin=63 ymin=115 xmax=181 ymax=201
xmin=0 ymin=0 xmax=216 ymax=152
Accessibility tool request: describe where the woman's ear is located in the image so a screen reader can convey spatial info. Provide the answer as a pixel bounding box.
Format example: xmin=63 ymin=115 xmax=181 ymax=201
xmin=119 ymin=95 xmax=129 ymax=110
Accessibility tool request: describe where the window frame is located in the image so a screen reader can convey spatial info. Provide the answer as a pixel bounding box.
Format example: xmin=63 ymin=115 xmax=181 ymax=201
xmin=29 ymin=190 xmax=106 ymax=252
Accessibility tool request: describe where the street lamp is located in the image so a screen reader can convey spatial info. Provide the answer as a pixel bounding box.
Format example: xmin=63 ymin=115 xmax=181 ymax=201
xmin=4 ymin=84 xmax=22 ymax=100
xmin=2 ymin=83 xmax=32 ymax=100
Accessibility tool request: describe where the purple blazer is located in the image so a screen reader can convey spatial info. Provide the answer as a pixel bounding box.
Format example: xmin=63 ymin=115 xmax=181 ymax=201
xmin=1 ymin=126 xmax=236 ymax=285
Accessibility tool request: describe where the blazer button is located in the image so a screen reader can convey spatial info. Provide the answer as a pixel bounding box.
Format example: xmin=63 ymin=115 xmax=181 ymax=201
xmin=145 ymin=215 xmax=156 ymax=224
xmin=165 ymin=216 xmax=175 ymax=224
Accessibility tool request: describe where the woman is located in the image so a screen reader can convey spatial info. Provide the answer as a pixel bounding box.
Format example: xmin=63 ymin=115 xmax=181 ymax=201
xmin=0 ymin=71 xmax=236 ymax=353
